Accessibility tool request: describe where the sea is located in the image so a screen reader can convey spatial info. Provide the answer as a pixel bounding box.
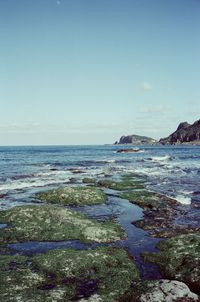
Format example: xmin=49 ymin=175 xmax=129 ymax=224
xmin=0 ymin=145 xmax=200 ymax=278
xmin=1 ymin=145 xmax=200 ymax=208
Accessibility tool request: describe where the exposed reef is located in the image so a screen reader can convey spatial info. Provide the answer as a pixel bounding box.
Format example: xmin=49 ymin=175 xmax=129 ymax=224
xmin=97 ymin=178 xmax=145 ymax=191
xmin=0 ymin=205 xmax=124 ymax=243
xmin=0 ymin=247 xmax=139 ymax=302
xmin=1 ymin=172 xmax=200 ymax=301
xmin=36 ymin=186 xmax=107 ymax=206
xmin=120 ymin=189 xmax=200 ymax=238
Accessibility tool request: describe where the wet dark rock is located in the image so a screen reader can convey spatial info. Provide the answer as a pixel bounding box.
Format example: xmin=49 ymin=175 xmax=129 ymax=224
xmin=120 ymin=190 xmax=199 ymax=238
xmin=69 ymin=169 xmax=87 ymax=174
xmin=68 ymin=177 xmax=79 ymax=184
xmin=117 ymin=148 xmax=142 ymax=153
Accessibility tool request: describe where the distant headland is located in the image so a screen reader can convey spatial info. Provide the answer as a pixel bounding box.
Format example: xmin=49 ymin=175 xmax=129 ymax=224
xmin=159 ymin=119 xmax=200 ymax=145
xmin=114 ymin=118 xmax=200 ymax=145
xmin=114 ymin=134 xmax=156 ymax=145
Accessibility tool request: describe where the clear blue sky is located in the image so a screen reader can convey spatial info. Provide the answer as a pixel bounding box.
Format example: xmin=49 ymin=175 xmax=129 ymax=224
xmin=1 ymin=0 xmax=200 ymax=145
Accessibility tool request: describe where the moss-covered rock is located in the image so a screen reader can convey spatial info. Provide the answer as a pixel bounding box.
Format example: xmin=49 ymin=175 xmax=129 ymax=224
xmin=33 ymin=247 xmax=140 ymax=301
xmin=143 ymin=233 xmax=200 ymax=293
xmin=36 ymin=186 xmax=106 ymax=206
xmin=120 ymin=190 xmax=177 ymax=209
xmin=121 ymin=173 xmax=147 ymax=182
xmin=0 ymin=247 xmax=140 ymax=302
xmin=98 ymin=179 xmax=145 ymax=191
xmin=82 ymin=178 xmax=97 ymax=184
xmin=0 ymin=205 xmax=124 ymax=243
xmin=0 ymin=254 xmax=50 ymax=302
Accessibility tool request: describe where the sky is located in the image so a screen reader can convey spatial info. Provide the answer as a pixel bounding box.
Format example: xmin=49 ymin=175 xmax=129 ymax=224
xmin=0 ymin=0 xmax=200 ymax=145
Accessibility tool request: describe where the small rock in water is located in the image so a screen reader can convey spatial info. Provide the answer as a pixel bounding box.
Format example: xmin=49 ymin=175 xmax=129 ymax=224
xmin=117 ymin=148 xmax=141 ymax=153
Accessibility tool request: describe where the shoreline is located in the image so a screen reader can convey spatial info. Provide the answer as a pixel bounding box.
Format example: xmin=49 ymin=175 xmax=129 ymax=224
xmin=0 ymin=170 xmax=199 ymax=300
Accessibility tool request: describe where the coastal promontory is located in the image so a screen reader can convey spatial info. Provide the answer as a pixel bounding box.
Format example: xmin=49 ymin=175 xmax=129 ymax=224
xmin=159 ymin=119 xmax=200 ymax=145
xmin=115 ymin=134 xmax=156 ymax=145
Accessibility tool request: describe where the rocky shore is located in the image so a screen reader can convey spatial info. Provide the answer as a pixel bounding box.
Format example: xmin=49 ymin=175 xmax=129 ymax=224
xmin=0 ymin=172 xmax=199 ymax=301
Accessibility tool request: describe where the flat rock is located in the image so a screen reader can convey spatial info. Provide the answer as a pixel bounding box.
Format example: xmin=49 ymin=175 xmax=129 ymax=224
xmin=0 ymin=205 xmax=124 ymax=243
xmin=36 ymin=186 xmax=107 ymax=206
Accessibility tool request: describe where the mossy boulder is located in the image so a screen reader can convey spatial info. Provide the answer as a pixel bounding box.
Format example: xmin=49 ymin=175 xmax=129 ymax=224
xmin=36 ymin=186 xmax=106 ymax=206
xmin=0 ymin=205 xmax=124 ymax=243
xmin=0 ymin=247 xmax=139 ymax=302
xmin=82 ymin=178 xmax=97 ymax=184
xmin=143 ymin=233 xmax=200 ymax=293
xmin=98 ymin=179 xmax=145 ymax=191
xmin=33 ymin=247 xmax=140 ymax=301
xmin=120 ymin=190 xmax=177 ymax=209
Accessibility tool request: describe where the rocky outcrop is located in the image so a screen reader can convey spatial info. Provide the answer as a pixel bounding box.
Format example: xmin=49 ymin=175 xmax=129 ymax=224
xmin=115 ymin=134 xmax=156 ymax=145
xmin=159 ymin=119 xmax=200 ymax=144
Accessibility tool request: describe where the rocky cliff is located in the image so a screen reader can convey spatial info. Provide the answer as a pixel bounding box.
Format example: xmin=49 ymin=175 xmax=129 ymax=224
xmin=115 ymin=134 xmax=156 ymax=145
xmin=159 ymin=119 xmax=200 ymax=144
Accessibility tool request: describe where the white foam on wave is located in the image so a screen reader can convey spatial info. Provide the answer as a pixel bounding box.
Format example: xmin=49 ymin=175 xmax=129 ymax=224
xmin=175 ymin=194 xmax=191 ymax=205
xmin=150 ymin=155 xmax=172 ymax=162
xmin=105 ymin=159 xmax=116 ymax=163
xmin=134 ymin=167 xmax=165 ymax=177
xmin=178 ymin=190 xmax=193 ymax=195
xmin=0 ymin=170 xmax=72 ymax=192
xmin=0 ymin=178 xmax=67 ymax=192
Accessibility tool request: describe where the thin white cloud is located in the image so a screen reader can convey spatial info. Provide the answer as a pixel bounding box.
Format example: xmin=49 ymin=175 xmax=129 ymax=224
xmin=139 ymin=105 xmax=169 ymax=114
xmin=142 ymin=82 xmax=153 ymax=91
xmin=0 ymin=122 xmax=41 ymax=133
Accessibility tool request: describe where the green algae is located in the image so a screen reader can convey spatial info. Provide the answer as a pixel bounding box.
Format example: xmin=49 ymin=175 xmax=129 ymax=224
xmin=0 ymin=205 xmax=124 ymax=244
xmin=143 ymin=233 xmax=200 ymax=292
xmin=82 ymin=178 xmax=97 ymax=184
xmin=33 ymin=247 xmax=140 ymax=302
xmin=97 ymin=179 xmax=145 ymax=191
xmin=0 ymin=247 xmax=140 ymax=302
xmin=36 ymin=186 xmax=106 ymax=206
xmin=120 ymin=190 xmax=177 ymax=208
xmin=0 ymin=254 xmax=28 ymax=270
xmin=121 ymin=173 xmax=147 ymax=182
xmin=0 ymin=253 xmax=76 ymax=302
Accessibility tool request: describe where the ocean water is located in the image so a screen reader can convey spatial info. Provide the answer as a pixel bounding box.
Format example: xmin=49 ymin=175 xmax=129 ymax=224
xmin=0 ymin=144 xmax=200 ymax=225
xmin=0 ymin=145 xmax=200 ymax=210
